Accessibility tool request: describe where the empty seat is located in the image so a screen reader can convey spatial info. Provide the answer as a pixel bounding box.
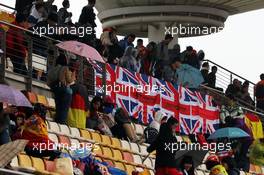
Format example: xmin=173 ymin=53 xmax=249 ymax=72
xmin=102 ymin=146 xmax=113 ymax=158
xmin=144 ymin=157 xmax=153 ymax=168
xmin=101 ymin=135 xmax=112 ymax=145
xmin=139 ymin=145 xmax=148 ymax=156
xmin=125 ymin=164 xmax=135 ymax=175
xmin=114 ymin=162 xmax=126 ymax=171
xmin=121 ymin=140 xmax=131 ymax=150
xmin=18 ymin=154 xmax=32 ymax=168
xmin=151 ymin=158 xmax=155 ymax=168
xmin=112 ymin=149 xmax=123 ymax=161
xmin=70 ymin=127 xmax=81 ymax=138
xmin=70 ymin=139 xmax=80 ymax=147
xmin=91 ymin=131 xmax=102 ymax=143
xmin=239 ymin=171 xmax=246 ymax=175
xmin=59 ymin=124 xmax=70 ymax=135
xmin=130 ymin=142 xmax=140 ymax=153
xmin=135 ymin=124 xmax=144 ymax=135
xmin=111 ymin=137 xmax=122 ymax=149
xmin=123 ymin=151 xmax=134 ymax=163
xmin=196 ymin=170 xmax=205 ymax=175
xmin=47 ymin=98 xmax=56 ymax=109
xmin=31 ymin=157 xmax=45 ymax=171
xmin=37 ymin=95 xmax=48 ymax=106
xmin=92 ymin=145 xmax=103 ymax=155
xmin=133 ymin=154 xmax=142 ymax=164
xmin=80 ymin=129 xmax=92 ymax=140
xmin=48 ymin=121 xmax=60 ymax=133
xmin=48 ymin=133 xmax=59 ymax=145
xmin=58 ymin=135 xmax=71 ymax=147
xmin=44 ymin=160 xmax=56 ymax=172
xmin=10 ymin=156 xmax=18 ymax=167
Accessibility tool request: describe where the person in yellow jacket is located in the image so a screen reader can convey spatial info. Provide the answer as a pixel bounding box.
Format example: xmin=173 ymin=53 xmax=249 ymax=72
xmin=205 ymin=155 xmax=228 ymax=175
xmin=249 ymin=138 xmax=264 ymax=166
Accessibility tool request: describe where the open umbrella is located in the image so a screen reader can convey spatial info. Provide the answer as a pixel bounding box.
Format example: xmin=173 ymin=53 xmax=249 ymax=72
xmin=176 ymin=64 xmax=204 ymax=88
xmin=0 ymin=84 xmax=32 ymax=108
xmin=0 ymin=139 xmax=28 ymax=168
xmin=208 ymin=127 xmax=250 ymax=140
xmin=56 ymin=41 xmax=105 ymax=63
xmin=175 ymin=149 xmax=208 ymax=168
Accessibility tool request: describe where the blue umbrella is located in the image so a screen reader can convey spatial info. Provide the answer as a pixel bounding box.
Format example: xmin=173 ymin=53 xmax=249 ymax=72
xmin=176 ymin=64 xmax=204 ymax=88
xmin=208 ymin=127 xmax=250 ymax=140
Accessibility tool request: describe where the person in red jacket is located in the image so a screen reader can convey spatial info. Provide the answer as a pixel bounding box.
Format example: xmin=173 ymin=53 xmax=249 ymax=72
xmin=6 ymin=13 xmax=28 ymax=75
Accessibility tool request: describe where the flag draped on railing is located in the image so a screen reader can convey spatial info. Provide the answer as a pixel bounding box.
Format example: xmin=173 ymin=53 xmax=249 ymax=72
xmin=94 ymin=63 xmax=220 ymax=134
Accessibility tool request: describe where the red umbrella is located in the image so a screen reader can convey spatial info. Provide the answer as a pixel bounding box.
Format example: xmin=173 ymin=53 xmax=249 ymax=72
xmin=56 ymin=41 xmax=105 ymax=63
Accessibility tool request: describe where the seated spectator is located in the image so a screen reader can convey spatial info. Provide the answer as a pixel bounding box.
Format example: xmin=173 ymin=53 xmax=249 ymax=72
xmin=240 ymin=81 xmax=255 ymax=108
xmin=58 ymin=0 xmax=72 ymax=25
xmin=169 ymin=44 xmax=181 ymax=63
xmin=197 ymin=50 xmax=205 ymax=69
xmin=12 ymin=104 xmax=60 ymax=160
xmin=255 ymin=74 xmax=264 ymax=112
xmin=144 ymin=110 xmax=167 ymax=144
xmin=10 ymin=112 xmax=25 ymax=138
xmin=221 ymin=157 xmax=240 ymax=175
xmin=6 ymin=13 xmax=28 ymax=75
xmin=147 ymin=117 xmax=182 ymax=175
xmin=118 ymin=33 xmax=136 ymax=53
xmin=28 ymin=2 xmax=45 ymax=27
xmin=119 ymin=46 xmax=139 ymax=72
xmin=225 ymin=79 xmax=241 ymax=99
xmin=205 ymin=155 xmax=228 ymax=175
xmin=180 ymin=156 xmax=195 ymax=175
xmin=47 ymin=54 xmax=74 ymax=124
xmin=163 ymin=58 xmax=181 ymax=84
xmin=200 ymin=62 xmax=209 ymax=85
xmin=208 ymin=66 xmax=217 ymax=88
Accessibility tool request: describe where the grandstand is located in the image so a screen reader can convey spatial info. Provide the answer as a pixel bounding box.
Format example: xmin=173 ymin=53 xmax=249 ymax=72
xmin=0 ymin=1 xmax=264 ymax=175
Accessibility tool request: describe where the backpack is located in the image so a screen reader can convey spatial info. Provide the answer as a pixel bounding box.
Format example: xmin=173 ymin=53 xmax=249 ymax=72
xmin=144 ymin=127 xmax=159 ymax=144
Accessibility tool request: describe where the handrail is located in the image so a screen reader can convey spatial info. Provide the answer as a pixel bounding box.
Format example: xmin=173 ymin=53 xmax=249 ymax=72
xmin=203 ymin=59 xmax=256 ymax=85
xmin=0 ymin=3 xmax=16 ymax=11
xmin=0 ymin=20 xmax=61 ymax=44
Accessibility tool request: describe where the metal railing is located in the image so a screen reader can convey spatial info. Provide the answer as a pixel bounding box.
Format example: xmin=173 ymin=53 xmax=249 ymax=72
xmin=0 ymin=20 xmax=96 ymax=96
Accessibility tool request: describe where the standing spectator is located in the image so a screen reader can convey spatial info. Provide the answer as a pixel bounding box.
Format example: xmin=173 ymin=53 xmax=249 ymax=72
xmin=136 ymin=39 xmax=144 ymax=49
xmin=142 ymin=42 xmax=158 ymax=76
xmin=181 ymin=46 xmax=199 ymax=69
xmin=47 ymin=54 xmax=74 ymax=124
xmin=221 ymin=157 xmax=240 ymax=175
xmin=6 ymin=14 xmax=28 ymax=75
xmin=163 ymin=58 xmax=181 ymax=84
xmin=118 ymin=34 xmax=136 ymax=53
xmin=119 ymin=46 xmax=139 ymax=72
xmin=155 ymin=34 xmax=173 ymax=78
xmin=169 ymin=44 xmax=181 ymax=63
xmin=58 ymin=0 xmax=72 ymax=25
xmin=78 ymin=0 xmax=97 ymax=29
xmin=28 ymin=2 xmax=45 ymax=27
xmin=208 ymin=66 xmax=217 ymax=88
xmin=15 ymin=0 xmax=34 ymax=15
xmin=197 ymin=50 xmax=205 ymax=69
xmin=200 ymin=62 xmax=209 ymax=85
xmin=147 ymin=117 xmax=183 ymax=175
xmin=240 ymin=81 xmax=254 ymax=108
xmin=255 ymin=74 xmax=264 ymax=112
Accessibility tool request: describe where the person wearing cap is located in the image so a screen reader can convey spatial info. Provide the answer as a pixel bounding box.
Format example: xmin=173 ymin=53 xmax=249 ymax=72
xmin=155 ymin=34 xmax=173 ymax=79
xmin=205 ymin=155 xmax=228 ymax=175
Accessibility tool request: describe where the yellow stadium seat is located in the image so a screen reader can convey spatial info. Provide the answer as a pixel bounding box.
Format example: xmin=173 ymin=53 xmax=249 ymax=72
xmin=31 ymin=157 xmax=45 ymax=171
xmin=18 ymin=154 xmax=33 ymax=169
xmin=47 ymin=98 xmax=56 ymax=109
xmin=102 ymin=146 xmax=113 ymax=158
xmin=114 ymin=162 xmax=126 ymax=171
xmin=37 ymin=95 xmax=49 ymax=107
xmin=10 ymin=156 xmax=18 ymax=167
xmin=92 ymin=144 xmax=103 ymax=156
xmin=112 ymin=149 xmax=123 ymax=161
xmin=80 ymin=129 xmax=92 ymax=140
xmin=125 ymin=164 xmax=135 ymax=175
xmin=91 ymin=131 xmax=102 ymax=143
xmin=101 ymin=134 xmax=112 ymax=145
xmin=111 ymin=137 xmax=122 ymax=149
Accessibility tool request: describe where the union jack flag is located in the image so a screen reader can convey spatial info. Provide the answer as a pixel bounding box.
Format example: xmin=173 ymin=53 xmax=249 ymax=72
xmin=178 ymin=86 xmax=220 ymax=134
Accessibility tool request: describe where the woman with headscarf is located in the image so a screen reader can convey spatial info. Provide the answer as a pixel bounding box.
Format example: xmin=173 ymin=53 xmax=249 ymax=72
xmin=120 ymin=46 xmax=139 ymax=72
xmin=147 ymin=117 xmax=183 ymax=175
